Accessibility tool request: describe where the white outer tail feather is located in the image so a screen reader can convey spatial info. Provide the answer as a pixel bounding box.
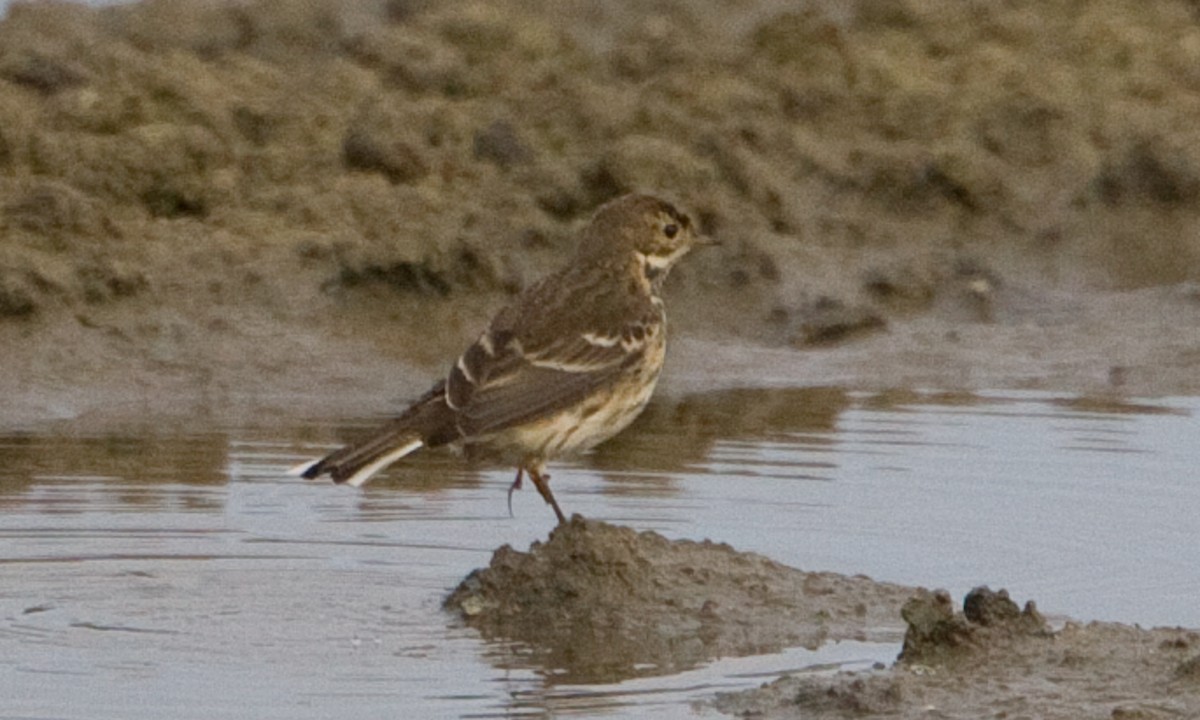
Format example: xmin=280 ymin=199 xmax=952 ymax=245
xmin=342 ymin=438 xmax=424 ymax=487
xmin=287 ymin=438 xmax=424 ymax=487
xmin=286 ymin=458 xmax=322 ymax=477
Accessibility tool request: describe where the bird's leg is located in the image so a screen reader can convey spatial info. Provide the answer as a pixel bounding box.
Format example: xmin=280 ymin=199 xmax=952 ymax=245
xmin=527 ymin=468 xmax=567 ymax=525
xmin=507 ymin=468 xmax=524 ymax=518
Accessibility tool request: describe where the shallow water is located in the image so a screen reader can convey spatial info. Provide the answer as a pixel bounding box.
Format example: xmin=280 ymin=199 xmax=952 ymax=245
xmin=2 ymin=388 xmax=1197 ymax=719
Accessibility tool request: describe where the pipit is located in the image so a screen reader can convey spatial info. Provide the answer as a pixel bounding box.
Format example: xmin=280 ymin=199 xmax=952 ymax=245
xmin=292 ymin=193 xmax=709 ymax=523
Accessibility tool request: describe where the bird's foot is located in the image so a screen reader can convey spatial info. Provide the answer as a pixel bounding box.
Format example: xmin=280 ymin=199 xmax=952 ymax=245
xmin=506 ymin=468 xmax=524 ymax=518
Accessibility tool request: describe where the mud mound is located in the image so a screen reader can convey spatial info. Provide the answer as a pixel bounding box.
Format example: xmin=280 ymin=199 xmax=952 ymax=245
xmin=898 ymin=585 xmax=1049 ymax=666
xmin=716 ymin=587 xmax=1200 ymax=719
xmin=445 ymin=516 xmax=913 ymax=683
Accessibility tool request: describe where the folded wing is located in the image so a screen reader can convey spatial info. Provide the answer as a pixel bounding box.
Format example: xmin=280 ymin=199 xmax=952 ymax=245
xmin=444 ymin=318 xmax=655 ymax=440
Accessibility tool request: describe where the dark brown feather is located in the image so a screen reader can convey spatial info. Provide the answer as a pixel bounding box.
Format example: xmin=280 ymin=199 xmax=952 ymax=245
xmin=300 ymin=384 xmax=455 ymax=481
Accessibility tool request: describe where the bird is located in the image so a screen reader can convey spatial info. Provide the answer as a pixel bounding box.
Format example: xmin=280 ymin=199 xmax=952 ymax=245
xmin=291 ymin=193 xmax=710 ymax=523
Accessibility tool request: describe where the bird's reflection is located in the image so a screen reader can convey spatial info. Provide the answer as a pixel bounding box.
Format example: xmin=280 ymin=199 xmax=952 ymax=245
xmin=585 ymin=386 xmax=850 ymax=495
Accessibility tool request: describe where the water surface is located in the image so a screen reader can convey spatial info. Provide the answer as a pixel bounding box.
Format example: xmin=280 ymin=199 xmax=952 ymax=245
xmin=2 ymin=388 xmax=1196 ymax=718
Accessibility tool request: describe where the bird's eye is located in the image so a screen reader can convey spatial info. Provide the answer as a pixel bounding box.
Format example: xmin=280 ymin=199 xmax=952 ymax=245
xmin=663 ymin=224 xmax=679 ymax=239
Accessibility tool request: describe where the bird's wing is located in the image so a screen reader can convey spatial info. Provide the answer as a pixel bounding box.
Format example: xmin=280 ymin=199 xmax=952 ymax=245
xmin=444 ymin=312 xmax=659 ymax=439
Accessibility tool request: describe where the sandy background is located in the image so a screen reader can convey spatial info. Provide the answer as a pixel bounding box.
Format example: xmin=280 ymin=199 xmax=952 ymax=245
xmin=3 ymin=0 xmax=1200 ymax=428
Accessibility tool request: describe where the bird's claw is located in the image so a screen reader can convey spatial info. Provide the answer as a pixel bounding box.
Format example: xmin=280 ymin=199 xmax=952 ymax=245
xmin=506 ymin=468 xmax=524 ymax=518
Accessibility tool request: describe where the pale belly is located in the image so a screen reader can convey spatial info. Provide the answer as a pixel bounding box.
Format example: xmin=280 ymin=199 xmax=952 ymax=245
xmin=509 ymin=372 xmax=659 ymax=458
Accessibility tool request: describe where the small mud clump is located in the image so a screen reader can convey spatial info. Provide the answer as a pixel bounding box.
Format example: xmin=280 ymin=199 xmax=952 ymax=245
xmin=446 ymin=516 xmax=912 ymax=683
xmin=899 ymin=585 xmax=1048 ymax=666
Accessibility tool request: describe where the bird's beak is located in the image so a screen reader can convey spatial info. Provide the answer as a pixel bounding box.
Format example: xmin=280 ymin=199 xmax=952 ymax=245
xmin=694 ymin=233 xmax=720 ymax=248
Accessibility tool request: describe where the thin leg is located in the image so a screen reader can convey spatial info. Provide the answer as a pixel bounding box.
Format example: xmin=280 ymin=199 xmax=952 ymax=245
xmin=507 ymin=468 xmax=524 ymax=518
xmin=528 ymin=469 xmax=567 ymax=525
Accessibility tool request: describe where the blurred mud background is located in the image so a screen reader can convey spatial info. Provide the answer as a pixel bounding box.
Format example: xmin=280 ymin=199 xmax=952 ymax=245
xmin=4 ymin=0 xmax=1200 ymax=426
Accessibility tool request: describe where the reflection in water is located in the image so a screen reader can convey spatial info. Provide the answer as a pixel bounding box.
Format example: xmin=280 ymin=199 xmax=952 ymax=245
xmin=489 ymin=640 xmax=895 ymax=718
xmin=0 ymin=389 xmax=1197 ymax=719
xmin=1 ymin=387 xmax=851 ymax=513
xmin=2 ymin=431 xmax=228 ymax=485
xmin=0 ymin=431 xmax=228 ymax=514
xmin=1050 ymin=395 xmax=1190 ymax=416
xmin=589 ymin=387 xmax=848 ymax=495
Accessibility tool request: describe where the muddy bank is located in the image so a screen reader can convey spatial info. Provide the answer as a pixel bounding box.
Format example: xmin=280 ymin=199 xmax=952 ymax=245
xmin=5 ymin=274 xmax=1200 ymax=431
xmin=445 ymin=520 xmax=1200 ymax=717
xmin=4 ymin=0 xmax=1200 ymax=424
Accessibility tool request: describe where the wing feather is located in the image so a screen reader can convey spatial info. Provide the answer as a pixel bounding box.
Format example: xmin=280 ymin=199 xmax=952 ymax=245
xmin=436 ymin=260 xmax=663 ymax=441
xmin=444 ymin=320 xmax=655 ymax=439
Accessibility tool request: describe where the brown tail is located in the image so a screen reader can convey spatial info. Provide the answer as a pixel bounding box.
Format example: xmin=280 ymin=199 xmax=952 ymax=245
xmin=293 ymin=383 xmax=456 ymax=487
xmin=296 ymin=428 xmax=425 ymax=487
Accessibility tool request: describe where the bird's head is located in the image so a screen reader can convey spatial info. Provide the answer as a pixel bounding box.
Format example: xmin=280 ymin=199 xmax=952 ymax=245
xmin=577 ymin=194 xmax=711 ymax=287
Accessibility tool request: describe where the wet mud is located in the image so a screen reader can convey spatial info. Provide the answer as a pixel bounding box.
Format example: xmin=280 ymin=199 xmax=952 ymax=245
xmin=445 ymin=516 xmax=912 ymax=684
xmin=717 ymin=588 xmax=1200 ymax=719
